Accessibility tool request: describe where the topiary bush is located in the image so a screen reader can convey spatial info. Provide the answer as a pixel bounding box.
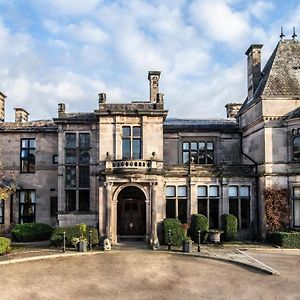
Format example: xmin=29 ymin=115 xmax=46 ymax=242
xmin=50 ymin=224 xmax=99 ymax=247
xmin=163 ymin=218 xmax=185 ymax=247
xmin=190 ymin=214 xmax=209 ymax=243
xmin=221 ymin=214 xmax=238 ymax=241
xmin=11 ymin=223 xmax=53 ymax=242
xmin=0 ymin=237 xmax=11 ymax=255
xmin=267 ymin=231 xmax=300 ymax=248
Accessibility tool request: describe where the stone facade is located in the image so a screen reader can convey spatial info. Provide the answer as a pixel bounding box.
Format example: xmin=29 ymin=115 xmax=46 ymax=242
xmin=0 ymin=37 xmax=300 ymax=243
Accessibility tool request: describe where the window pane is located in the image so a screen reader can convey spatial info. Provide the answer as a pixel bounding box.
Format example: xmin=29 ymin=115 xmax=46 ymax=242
xmin=229 ymin=198 xmax=239 ymax=220
xmin=29 ymin=139 xmax=35 ymax=148
xmin=293 ymin=137 xmax=300 ymax=159
xmin=66 ymin=190 xmax=76 ymax=211
xmin=207 ymin=142 xmax=213 ymax=150
xmin=198 ymin=142 xmax=205 ymax=150
xmin=79 ymin=150 xmax=90 ymax=164
xmin=207 ymin=150 xmax=214 ymax=164
xmin=209 ymin=199 xmax=219 ymax=228
xmin=197 ymin=186 xmax=207 ymax=197
xmin=166 ymin=199 xmax=176 ymax=219
xmin=66 ymin=133 xmax=76 ymax=148
xmin=79 ymin=133 xmax=90 ymax=148
xmin=66 ymin=167 xmax=76 ymax=187
xmin=122 ymin=139 xmax=131 ymax=159
xmin=29 ymin=191 xmax=36 ymax=203
xmin=122 ymin=126 xmax=131 ymax=137
xmin=65 ymin=149 xmax=77 ymax=164
xmin=21 ymin=149 xmax=28 ymax=159
xmin=191 ymin=151 xmax=198 ymax=163
xmin=241 ymin=198 xmax=250 ymax=229
xmin=209 ymin=186 xmax=219 ymax=197
xmin=165 ymin=186 xmax=175 ymax=197
xmin=79 ymin=167 xmax=90 ymax=188
xmin=178 ymin=186 xmax=187 ymax=197
xmin=294 ymin=199 xmax=300 ymax=226
xmin=133 ymin=126 xmax=141 ymax=137
xmin=294 ymin=187 xmax=300 ymax=198
xmin=240 ymin=186 xmax=250 ymax=197
xmin=183 ymin=152 xmax=189 ymax=164
xmin=132 ymin=139 xmax=141 ymax=159
xmin=182 ymin=142 xmax=189 ymax=150
xmin=79 ymin=190 xmax=90 ymax=212
xmin=198 ymin=198 xmax=207 ymax=216
xmin=21 ymin=139 xmax=28 ymax=148
xmin=178 ymin=198 xmax=187 ymax=223
xmin=198 ymin=150 xmax=206 ymax=164
xmin=191 ymin=142 xmax=197 ymax=150
xmin=229 ymin=186 xmax=238 ymax=197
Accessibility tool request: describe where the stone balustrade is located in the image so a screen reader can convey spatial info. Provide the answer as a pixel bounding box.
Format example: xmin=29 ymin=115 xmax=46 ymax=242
xmin=105 ymin=159 xmax=157 ymax=171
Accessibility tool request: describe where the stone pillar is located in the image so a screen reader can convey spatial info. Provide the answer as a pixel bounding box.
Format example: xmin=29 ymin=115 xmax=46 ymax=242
xmin=111 ymin=196 xmax=118 ymax=245
xmin=150 ymin=182 xmax=158 ymax=244
xmin=190 ymin=181 xmax=197 ymax=217
xmin=104 ymin=182 xmax=113 ymax=239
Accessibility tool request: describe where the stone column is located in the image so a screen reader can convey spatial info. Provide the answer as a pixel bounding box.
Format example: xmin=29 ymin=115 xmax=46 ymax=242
xmin=104 ymin=182 xmax=113 ymax=239
xmin=150 ymin=182 xmax=158 ymax=245
xmin=111 ymin=196 xmax=118 ymax=245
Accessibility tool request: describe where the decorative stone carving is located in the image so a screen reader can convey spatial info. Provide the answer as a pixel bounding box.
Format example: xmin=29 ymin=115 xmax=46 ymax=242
xmin=103 ymin=238 xmax=111 ymax=251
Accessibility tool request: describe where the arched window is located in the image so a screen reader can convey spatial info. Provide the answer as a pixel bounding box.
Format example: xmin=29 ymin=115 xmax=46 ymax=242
xmin=293 ymin=136 xmax=300 ymax=160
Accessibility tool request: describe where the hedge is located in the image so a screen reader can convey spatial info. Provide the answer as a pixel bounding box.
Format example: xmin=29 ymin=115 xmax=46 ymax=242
xmin=0 ymin=237 xmax=11 ymax=255
xmin=267 ymin=231 xmax=300 ymax=248
xmin=11 ymin=223 xmax=53 ymax=242
xmin=163 ymin=218 xmax=185 ymax=247
xmin=50 ymin=224 xmax=99 ymax=247
xmin=190 ymin=214 xmax=209 ymax=243
xmin=221 ymin=214 xmax=238 ymax=241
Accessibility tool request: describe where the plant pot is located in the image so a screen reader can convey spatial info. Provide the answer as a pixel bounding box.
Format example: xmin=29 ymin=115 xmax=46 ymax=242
xmin=208 ymin=232 xmax=222 ymax=244
xmin=182 ymin=241 xmax=193 ymax=253
xmin=77 ymin=240 xmax=88 ymax=252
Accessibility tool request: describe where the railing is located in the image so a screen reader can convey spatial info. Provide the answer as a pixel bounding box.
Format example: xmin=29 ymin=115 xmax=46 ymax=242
xmin=105 ymin=159 xmax=157 ymax=170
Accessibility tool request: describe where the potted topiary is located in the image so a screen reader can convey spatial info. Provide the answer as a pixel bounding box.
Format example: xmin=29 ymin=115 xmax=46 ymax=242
xmin=71 ymin=223 xmax=88 ymax=252
xmin=182 ymin=236 xmax=193 ymax=253
xmin=208 ymin=229 xmax=224 ymax=244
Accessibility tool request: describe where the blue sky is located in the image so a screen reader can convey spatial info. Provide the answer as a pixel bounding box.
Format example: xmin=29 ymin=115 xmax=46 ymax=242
xmin=0 ymin=0 xmax=299 ymax=121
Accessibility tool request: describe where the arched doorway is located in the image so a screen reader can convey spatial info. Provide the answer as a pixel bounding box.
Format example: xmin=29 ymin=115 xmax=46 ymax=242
xmin=117 ymin=186 xmax=146 ymax=237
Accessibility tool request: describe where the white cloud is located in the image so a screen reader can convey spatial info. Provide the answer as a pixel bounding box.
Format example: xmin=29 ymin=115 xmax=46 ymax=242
xmin=249 ymin=1 xmax=274 ymax=20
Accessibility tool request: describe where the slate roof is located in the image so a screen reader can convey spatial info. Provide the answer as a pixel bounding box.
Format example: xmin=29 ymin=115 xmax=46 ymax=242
xmin=54 ymin=113 xmax=98 ymax=123
xmin=0 ymin=120 xmax=57 ymax=132
xmin=164 ymin=118 xmax=239 ymax=132
xmin=240 ymin=39 xmax=300 ymax=113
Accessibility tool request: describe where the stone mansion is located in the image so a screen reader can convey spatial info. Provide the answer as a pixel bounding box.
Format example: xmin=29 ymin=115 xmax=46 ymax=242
xmin=1 ymin=37 xmax=300 ymax=244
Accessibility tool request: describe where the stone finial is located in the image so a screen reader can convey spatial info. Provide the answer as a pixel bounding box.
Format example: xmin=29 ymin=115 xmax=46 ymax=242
xmin=148 ymin=71 xmax=161 ymax=103
xmin=98 ymin=93 xmax=106 ymax=104
xmin=58 ymin=103 xmax=65 ymax=117
xmin=292 ymin=27 xmax=297 ymax=41
xmin=225 ymin=103 xmax=242 ymax=118
xmin=0 ymin=92 xmax=7 ymax=122
xmin=156 ymin=93 xmax=164 ymax=104
xmin=14 ymin=108 xmax=29 ymax=123
xmin=280 ymin=26 xmax=285 ymax=41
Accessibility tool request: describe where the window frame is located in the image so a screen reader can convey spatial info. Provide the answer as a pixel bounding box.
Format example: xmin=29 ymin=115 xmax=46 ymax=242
xmin=19 ymin=190 xmax=36 ymax=224
xmin=20 ymin=138 xmax=36 ymax=173
xmin=182 ymin=141 xmax=214 ymax=165
xmin=122 ymin=125 xmax=142 ymax=160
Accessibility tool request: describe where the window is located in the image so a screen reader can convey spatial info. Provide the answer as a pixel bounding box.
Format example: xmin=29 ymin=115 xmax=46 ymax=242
xmin=50 ymin=197 xmax=58 ymax=217
xmin=122 ymin=126 xmax=142 ymax=159
xmin=52 ymin=155 xmax=58 ymax=164
xmin=197 ymin=185 xmax=219 ymax=228
xmin=182 ymin=141 xmax=214 ymax=164
xmin=165 ymin=185 xmax=187 ymax=223
xmin=293 ymin=187 xmax=300 ymax=227
xmin=19 ymin=190 xmax=36 ymax=223
xmin=229 ymin=185 xmax=251 ymax=229
xmin=293 ymin=136 xmax=300 ymax=160
xmin=0 ymin=200 xmax=4 ymax=224
xmin=20 ymin=138 xmax=35 ymax=173
xmin=65 ymin=133 xmax=90 ymax=212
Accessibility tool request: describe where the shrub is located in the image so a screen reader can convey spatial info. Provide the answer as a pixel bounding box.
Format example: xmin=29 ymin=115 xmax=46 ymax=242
xmin=190 ymin=214 xmax=209 ymax=243
xmin=11 ymin=223 xmax=53 ymax=242
xmin=267 ymin=231 xmax=300 ymax=248
xmin=221 ymin=214 xmax=237 ymax=241
xmin=163 ymin=218 xmax=185 ymax=247
xmin=0 ymin=237 xmax=11 ymax=255
xmin=50 ymin=224 xmax=99 ymax=247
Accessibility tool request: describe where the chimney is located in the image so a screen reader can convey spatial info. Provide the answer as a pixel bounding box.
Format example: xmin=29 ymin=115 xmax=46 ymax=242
xmin=225 ymin=103 xmax=242 ymax=118
xmin=58 ymin=103 xmax=65 ymax=117
xmin=14 ymin=108 xmax=29 ymax=123
xmin=0 ymin=92 xmax=6 ymax=122
xmin=245 ymin=44 xmax=263 ymax=100
xmin=98 ymin=93 xmax=106 ymax=104
xmin=148 ymin=71 xmax=161 ymax=102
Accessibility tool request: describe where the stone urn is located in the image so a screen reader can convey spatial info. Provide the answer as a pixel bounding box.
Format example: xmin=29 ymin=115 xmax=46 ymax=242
xmin=208 ymin=230 xmax=223 ymax=244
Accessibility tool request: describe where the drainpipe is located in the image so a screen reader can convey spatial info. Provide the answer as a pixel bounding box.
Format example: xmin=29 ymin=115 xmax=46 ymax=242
xmin=240 ymin=132 xmax=260 ymax=241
